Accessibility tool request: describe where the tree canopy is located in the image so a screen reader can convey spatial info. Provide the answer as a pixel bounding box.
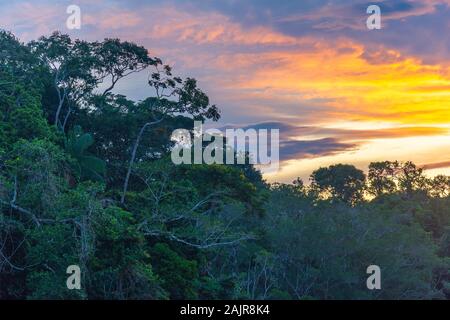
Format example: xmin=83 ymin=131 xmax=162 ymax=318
xmin=0 ymin=30 xmax=449 ymax=300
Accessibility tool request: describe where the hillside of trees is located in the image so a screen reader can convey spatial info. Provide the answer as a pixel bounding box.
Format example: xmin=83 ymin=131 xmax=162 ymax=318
xmin=0 ymin=30 xmax=449 ymax=299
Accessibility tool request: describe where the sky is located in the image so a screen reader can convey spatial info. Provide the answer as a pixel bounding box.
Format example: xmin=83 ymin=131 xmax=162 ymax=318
xmin=1 ymin=0 xmax=449 ymax=183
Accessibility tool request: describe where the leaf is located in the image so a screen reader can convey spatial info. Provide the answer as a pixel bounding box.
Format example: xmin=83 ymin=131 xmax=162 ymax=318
xmin=80 ymin=155 xmax=106 ymax=175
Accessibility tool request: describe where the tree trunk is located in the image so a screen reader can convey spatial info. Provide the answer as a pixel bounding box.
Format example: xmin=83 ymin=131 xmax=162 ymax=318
xmin=121 ymin=119 xmax=163 ymax=204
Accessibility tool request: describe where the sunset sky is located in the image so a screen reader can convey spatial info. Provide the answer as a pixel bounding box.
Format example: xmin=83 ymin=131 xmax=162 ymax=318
xmin=1 ymin=0 xmax=449 ymax=182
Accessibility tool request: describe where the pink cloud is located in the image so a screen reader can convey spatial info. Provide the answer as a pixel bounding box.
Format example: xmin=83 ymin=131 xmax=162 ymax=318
xmin=83 ymin=9 xmax=143 ymax=30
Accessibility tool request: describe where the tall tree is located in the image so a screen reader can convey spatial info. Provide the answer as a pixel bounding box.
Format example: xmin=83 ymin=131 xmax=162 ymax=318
xmin=120 ymin=67 xmax=220 ymax=204
xmin=367 ymin=161 xmax=398 ymax=197
xmin=310 ymin=164 xmax=366 ymax=205
xmin=29 ymin=32 xmax=97 ymax=129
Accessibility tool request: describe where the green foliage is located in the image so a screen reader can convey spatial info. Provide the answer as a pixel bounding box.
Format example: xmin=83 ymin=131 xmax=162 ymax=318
xmin=26 ymin=223 xmax=87 ymax=300
xmin=1 ymin=29 xmax=449 ymax=300
xmin=310 ymin=164 xmax=366 ymax=205
xmin=88 ymin=206 xmax=166 ymax=299
xmin=368 ymin=161 xmax=398 ymax=197
xmin=150 ymin=243 xmax=199 ymax=299
xmin=65 ymin=126 xmax=106 ymax=181
xmin=0 ymin=72 xmax=52 ymax=149
xmin=264 ymin=199 xmax=444 ymax=299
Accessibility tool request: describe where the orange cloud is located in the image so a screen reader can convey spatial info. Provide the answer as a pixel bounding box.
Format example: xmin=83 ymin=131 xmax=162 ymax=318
xmin=210 ymin=41 xmax=450 ymax=126
xmin=2 ymin=1 xmax=449 ymax=182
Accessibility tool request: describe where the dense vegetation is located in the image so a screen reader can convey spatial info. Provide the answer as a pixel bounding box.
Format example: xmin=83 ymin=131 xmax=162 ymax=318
xmin=0 ymin=30 xmax=449 ymax=300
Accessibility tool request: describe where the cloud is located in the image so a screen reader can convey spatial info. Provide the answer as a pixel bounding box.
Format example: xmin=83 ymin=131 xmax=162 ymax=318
xmin=0 ymin=1 xmax=65 ymax=40
xmin=223 ymin=121 xmax=448 ymax=138
xmin=207 ymin=43 xmax=450 ymax=125
xmin=248 ymin=122 xmax=449 ymax=140
xmin=83 ymin=9 xmax=143 ymax=30
xmin=279 ymin=138 xmax=359 ymax=161
xmin=4 ymin=1 xmax=450 ymax=130
xmin=2 ymin=0 xmax=450 ymax=181
xmin=221 ymin=121 xmax=449 ymax=163
xmin=360 ymin=48 xmax=404 ymax=65
xmin=275 ymin=0 xmax=447 ymax=32
xmin=421 ymin=160 xmax=450 ymax=170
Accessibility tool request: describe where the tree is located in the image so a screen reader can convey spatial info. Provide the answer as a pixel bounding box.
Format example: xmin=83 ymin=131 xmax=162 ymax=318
xmin=2 ymin=29 xmax=449 ymax=301
xmin=398 ymin=161 xmax=427 ymax=195
xmin=367 ymin=161 xmax=398 ymax=197
xmin=64 ymin=126 xmax=106 ymax=182
xmin=149 ymin=243 xmax=199 ymax=299
xmin=0 ymin=30 xmax=43 ymax=87
xmin=310 ymin=164 xmax=366 ymax=205
xmin=93 ymin=38 xmax=158 ymax=97
xmin=120 ymin=69 xmax=220 ymax=204
xmin=127 ymin=158 xmax=258 ymax=249
xmin=0 ymin=72 xmax=51 ymax=148
xmin=29 ymin=32 xmax=97 ymax=129
xmin=29 ymin=33 xmax=160 ymax=131
xmin=428 ymin=175 xmax=450 ymax=198
xmin=263 ymin=182 xmax=446 ymax=299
